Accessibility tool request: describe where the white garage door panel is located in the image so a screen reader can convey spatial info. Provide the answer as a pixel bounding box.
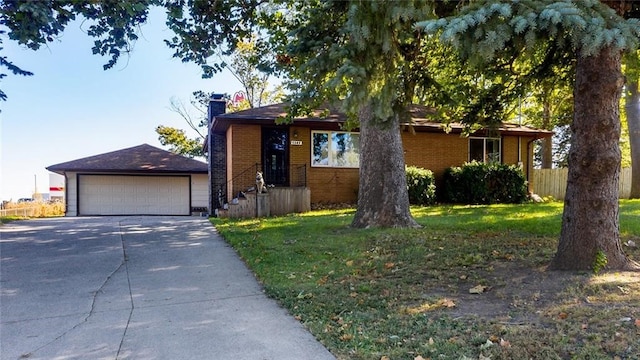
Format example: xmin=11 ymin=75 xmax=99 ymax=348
xmin=79 ymin=176 xmax=190 ymax=215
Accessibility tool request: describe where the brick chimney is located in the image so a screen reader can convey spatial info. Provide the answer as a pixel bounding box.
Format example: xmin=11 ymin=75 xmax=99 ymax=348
xmin=207 ymin=94 xmax=227 ymax=215
xmin=208 ymin=93 xmax=226 ymax=125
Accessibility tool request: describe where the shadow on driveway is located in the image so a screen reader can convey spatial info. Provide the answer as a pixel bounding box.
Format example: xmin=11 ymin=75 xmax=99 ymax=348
xmin=1 ymin=216 xmax=335 ymax=360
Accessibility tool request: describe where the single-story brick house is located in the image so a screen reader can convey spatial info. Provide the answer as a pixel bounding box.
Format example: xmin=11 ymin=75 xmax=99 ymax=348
xmin=205 ymin=96 xmax=552 ymax=216
xmin=47 ymin=144 xmax=208 ymax=216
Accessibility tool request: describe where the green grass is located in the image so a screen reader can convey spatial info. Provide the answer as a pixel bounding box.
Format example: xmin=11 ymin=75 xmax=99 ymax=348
xmin=0 ymin=215 xmax=28 ymax=224
xmin=212 ymin=200 xmax=640 ymax=360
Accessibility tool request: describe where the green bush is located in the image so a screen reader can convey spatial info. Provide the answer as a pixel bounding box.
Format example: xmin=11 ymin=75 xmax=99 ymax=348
xmin=406 ymin=166 xmax=436 ymax=205
xmin=443 ymin=161 xmax=528 ymax=204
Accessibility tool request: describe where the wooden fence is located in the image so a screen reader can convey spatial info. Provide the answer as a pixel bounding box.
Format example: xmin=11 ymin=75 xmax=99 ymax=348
xmin=532 ymin=168 xmax=633 ymax=200
xmin=0 ymin=207 xmax=40 ymax=217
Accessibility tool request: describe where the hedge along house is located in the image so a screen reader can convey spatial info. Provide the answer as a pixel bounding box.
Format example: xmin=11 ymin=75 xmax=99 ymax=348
xmin=47 ymin=144 xmax=209 ymax=216
xmin=206 ymin=97 xmax=552 ymax=217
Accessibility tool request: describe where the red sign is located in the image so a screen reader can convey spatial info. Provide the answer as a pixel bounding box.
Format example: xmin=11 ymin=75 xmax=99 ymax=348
xmin=233 ymin=91 xmax=246 ymax=106
xmin=50 ymin=187 xmax=64 ymax=192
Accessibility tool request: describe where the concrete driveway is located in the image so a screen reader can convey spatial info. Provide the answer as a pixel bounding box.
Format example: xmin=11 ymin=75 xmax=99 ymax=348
xmin=0 ymin=216 xmax=335 ymax=360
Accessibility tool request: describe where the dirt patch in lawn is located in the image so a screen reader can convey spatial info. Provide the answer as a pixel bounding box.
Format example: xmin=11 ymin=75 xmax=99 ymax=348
xmin=440 ymin=262 xmax=592 ymax=322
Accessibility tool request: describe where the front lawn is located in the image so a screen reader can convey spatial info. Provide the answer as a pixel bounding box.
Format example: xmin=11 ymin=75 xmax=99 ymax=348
xmin=212 ymin=200 xmax=640 ymax=360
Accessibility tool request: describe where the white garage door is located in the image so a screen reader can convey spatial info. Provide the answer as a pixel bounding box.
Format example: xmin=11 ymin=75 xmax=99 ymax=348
xmin=78 ymin=175 xmax=190 ymax=215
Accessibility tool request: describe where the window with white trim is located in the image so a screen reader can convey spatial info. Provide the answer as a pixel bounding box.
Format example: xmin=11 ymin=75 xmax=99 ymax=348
xmin=469 ymin=137 xmax=501 ymax=163
xmin=312 ymin=131 xmax=360 ymax=168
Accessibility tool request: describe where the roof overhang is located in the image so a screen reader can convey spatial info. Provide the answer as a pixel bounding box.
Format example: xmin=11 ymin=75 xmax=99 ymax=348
xmin=210 ymin=103 xmax=554 ymax=139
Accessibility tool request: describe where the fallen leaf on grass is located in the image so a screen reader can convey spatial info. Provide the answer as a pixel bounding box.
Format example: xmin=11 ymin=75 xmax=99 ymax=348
xmin=384 ymin=262 xmax=395 ymax=269
xmin=404 ymin=298 xmax=456 ymax=314
xmin=469 ymin=285 xmax=488 ymax=294
xmin=414 ymin=356 xmax=427 ymax=360
xmin=339 ymin=334 xmax=354 ymax=341
xmin=635 ymin=319 xmax=640 ymax=327
xmin=428 ymin=337 xmax=434 ymax=345
xmin=440 ymin=298 xmax=456 ymax=308
xmin=558 ymin=312 xmax=568 ymax=319
xmin=380 ymin=357 xmax=390 ymax=360
xmin=480 ymin=339 xmax=494 ymax=350
xmin=617 ymin=286 xmax=630 ymax=294
xmin=499 ymin=338 xmax=511 ymax=348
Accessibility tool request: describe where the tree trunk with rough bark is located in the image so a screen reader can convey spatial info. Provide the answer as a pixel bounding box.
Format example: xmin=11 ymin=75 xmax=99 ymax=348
xmin=626 ymin=80 xmax=640 ymax=199
xmin=541 ymin=97 xmax=553 ymax=169
xmin=549 ymin=46 xmax=638 ymax=271
xmin=351 ymin=104 xmax=420 ymax=228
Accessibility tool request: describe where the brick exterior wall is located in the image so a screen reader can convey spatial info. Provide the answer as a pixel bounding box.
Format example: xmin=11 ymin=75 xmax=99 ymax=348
xmin=210 ymin=133 xmax=226 ymax=208
xmin=220 ymin=124 xmax=536 ymax=205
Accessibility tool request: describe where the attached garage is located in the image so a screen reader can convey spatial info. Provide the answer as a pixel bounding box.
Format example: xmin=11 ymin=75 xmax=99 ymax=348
xmin=47 ymin=144 xmax=209 ymax=216
xmin=78 ymin=175 xmax=191 ymax=215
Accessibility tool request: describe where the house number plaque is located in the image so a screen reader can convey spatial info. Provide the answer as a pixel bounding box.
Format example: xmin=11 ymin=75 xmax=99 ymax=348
xmin=290 ymin=140 xmax=303 ymax=146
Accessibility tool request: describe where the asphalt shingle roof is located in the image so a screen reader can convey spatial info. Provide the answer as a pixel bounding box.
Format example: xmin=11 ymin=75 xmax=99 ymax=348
xmin=47 ymin=144 xmax=208 ymax=174
xmin=211 ymin=103 xmax=553 ymax=138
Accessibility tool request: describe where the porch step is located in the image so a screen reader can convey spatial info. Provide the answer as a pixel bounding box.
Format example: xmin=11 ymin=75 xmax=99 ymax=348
xmin=220 ymin=193 xmax=269 ymax=218
xmin=217 ymin=187 xmax=311 ymax=219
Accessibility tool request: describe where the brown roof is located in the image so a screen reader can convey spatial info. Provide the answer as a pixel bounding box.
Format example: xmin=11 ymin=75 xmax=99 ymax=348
xmin=212 ymin=103 xmax=553 ymax=138
xmin=47 ymin=144 xmax=208 ymax=174
xmin=211 ymin=103 xmax=345 ymax=134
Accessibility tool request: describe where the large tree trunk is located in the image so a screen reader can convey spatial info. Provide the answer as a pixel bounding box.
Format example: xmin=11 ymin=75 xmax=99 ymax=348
xmin=549 ymin=46 xmax=638 ymax=271
xmin=351 ymin=104 xmax=420 ymax=228
xmin=541 ymin=96 xmax=553 ymax=168
xmin=626 ymin=80 xmax=640 ymax=199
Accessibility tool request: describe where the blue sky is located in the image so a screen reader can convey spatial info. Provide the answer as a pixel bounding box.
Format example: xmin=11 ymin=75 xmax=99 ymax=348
xmin=1 ymin=8 xmax=244 ymax=200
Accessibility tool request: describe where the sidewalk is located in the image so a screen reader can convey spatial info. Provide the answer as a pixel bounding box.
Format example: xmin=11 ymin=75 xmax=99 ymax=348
xmin=0 ymin=216 xmax=336 ymax=360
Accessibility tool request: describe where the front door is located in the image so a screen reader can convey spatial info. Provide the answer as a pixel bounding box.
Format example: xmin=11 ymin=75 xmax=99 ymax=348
xmin=262 ymin=128 xmax=289 ymax=186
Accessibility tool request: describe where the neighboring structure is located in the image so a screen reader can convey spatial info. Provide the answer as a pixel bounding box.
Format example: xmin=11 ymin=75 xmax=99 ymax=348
xmin=49 ymin=173 xmax=65 ymax=202
xmin=47 ymin=144 xmax=208 ymax=216
xmin=206 ymin=100 xmax=553 ymax=217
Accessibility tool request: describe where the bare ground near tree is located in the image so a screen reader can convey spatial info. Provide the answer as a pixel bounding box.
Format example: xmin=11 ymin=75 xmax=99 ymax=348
xmin=430 ymin=257 xmax=639 ymax=316
xmin=424 ymin=259 xmax=640 ymax=358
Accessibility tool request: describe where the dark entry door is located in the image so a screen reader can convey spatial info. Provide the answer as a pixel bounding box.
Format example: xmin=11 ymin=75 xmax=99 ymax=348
xmin=262 ymin=128 xmax=289 ymax=186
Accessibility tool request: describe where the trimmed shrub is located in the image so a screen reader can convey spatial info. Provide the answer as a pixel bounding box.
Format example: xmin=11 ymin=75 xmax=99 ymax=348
xmin=406 ymin=166 xmax=436 ymax=205
xmin=443 ymin=161 xmax=528 ymax=204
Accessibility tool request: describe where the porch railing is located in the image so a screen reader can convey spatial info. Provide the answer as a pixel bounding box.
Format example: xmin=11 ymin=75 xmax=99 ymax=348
xmin=216 ymin=163 xmax=307 ymax=209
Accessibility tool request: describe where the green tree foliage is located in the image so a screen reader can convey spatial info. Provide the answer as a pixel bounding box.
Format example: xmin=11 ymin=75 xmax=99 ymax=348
xmin=418 ymin=0 xmax=640 ymax=61
xmin=155 ymin=125 xmax=204 ymax=158
xmin=1 ymin=0 xmax=157 ymax=69
xmin=522 ymin=63 xmax=574 ymax=168
xmin=157 ymin=37 xmax=283 ymax=158
xmin=223 ymin=38 xmax=284 ymax=108
xmin=275 ymin=1 xmax=457 ymax=228
xmin=0 ymin=30 xmax=32 ymax=101
xmin=418 ymin=0 xmax=640 ymax=270
xmin=0 ymin=0 xmax=262 ymax=98
xmin=1 ymin=0 xmax=156 ymax=100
